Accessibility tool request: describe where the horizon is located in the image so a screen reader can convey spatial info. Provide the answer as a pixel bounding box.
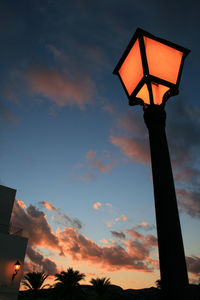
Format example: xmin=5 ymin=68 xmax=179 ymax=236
xmin=1 ymin=0 xmax=200 ymax=290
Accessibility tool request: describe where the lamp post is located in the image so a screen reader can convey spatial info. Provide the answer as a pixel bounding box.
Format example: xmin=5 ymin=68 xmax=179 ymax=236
xmin=113 ymin=28 xmax=190 ymax=300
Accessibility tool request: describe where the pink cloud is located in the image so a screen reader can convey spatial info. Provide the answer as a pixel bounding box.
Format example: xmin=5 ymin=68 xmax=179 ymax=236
xmin=86 ymin=150 xmax=97 ymax=161
xmin=26 ymin=245 xmax=58 ymax=275
xmin=78 ymin=172 xmax=97 ymax=182
xmin=11 ymin=200 xmax=63 ymax=254
xmin=58 ymin=227 xmax=155 ymax=272
xmin=110 ymin=136 xmax=150 ymax=164
xmin=11 ymin=199 xmax=159 ymax=273
xmin=93 ymin=202 xmax=102 ymax=210
xmin=0 ymin=103 xmax=18 ymax=124
xmin=111 ymin=231 xmax=126 ymax=239
xmin=126 ymin=229 xmax=157 ymax=248
xmin=115 ymin=214 xmax=127 ymax=222
xmin=86 ymin=150 xmax=115 ymax=173
xmin=117 ymin=112 xmax=146 ymax=136
xmin=177 ymin=188 xmax=200 ymax=218
xmin=25 ymin=66 xmax=96 ymax=109
xmin=126 ymin=229 xmax=143 ymax=240
xmin=102 ymin=104 xmax=116 ymax=114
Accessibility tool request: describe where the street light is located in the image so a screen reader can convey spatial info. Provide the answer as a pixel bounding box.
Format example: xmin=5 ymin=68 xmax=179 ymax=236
xmin=113 ymin=28 xmax=190 ymax=300
xmin=12 ymin=260 xmax=21 ymax=281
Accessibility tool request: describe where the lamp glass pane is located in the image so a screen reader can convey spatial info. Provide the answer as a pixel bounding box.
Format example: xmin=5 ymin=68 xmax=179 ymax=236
xmin=136 ymin=83 xmax=150 ymax=105
xmin=151 ymin=83 xmax=169 ymax=105
xmin=144 ymin=37 xmax=183 ymax=84
xmin=119 ymin=39 xmax=144 ymax=96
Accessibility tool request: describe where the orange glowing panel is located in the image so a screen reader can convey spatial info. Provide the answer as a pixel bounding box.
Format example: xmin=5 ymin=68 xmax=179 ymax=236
xmin=151 ymin=83 xmax=169 ymax=105
xmin=136 ymin=84 xmax=150 ymax=105
xmin=118 ymin=39 xmax=143 ymax=96
xmin=144 ymin=37 xmax=183 ymax=84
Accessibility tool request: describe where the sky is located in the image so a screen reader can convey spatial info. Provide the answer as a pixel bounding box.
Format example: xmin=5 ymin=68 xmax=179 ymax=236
xmin=1 ymin=0 xmax=200 ymax=290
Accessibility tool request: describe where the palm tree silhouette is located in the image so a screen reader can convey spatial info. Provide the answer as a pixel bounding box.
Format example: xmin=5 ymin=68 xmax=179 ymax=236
xmin=54 ymin=267 xmax=85 ymax=299
xmin=22 ymin=272 xmax=49 ymax=291
xmin=155 ymin=279 xmax=162 ymax=290
xmin=90 ymin=277 xmax=111 ymax=298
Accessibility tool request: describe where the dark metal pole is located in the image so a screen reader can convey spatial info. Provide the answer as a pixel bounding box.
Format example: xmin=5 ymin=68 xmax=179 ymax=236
xmin=143 ymin=105 xmax=189 ymax=300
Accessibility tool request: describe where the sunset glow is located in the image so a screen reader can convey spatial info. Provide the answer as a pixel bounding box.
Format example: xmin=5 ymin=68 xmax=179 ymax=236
xmin=1 ymin=0 xmax=200 ymax=292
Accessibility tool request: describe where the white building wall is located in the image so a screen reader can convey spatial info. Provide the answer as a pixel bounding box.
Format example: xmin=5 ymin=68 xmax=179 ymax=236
xmin=0 ymin=185 xmax=28 ymax=300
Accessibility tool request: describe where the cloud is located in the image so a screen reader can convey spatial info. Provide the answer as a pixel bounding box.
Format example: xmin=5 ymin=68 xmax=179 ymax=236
xmin=126 ymin=229 xmax=158 ymax=247
xmin=115 ymin=214 xmax=127 ymax=222
xmin=177 ymin=188 xmax=200 ymax=218
xmin=186 ymin=256 xmax=200 ymax=276
xmin=78 ymin=172 xmax=97 ymax=182
xmin=11 ymin=200 xmax=63 ymax=254
xmin=110 ymin=104 xmax=200 ymax=220
xmin=57 ymin=227 xmax=156 ymax=272
xmin=126 ymin=229 xmax=143 ymax=240
xmin=40 ymin=201 xmax=57 ymax=211
xmin=26 ymin=245 xmax=58 ymax=275
xmin=73 ymin=150 xmax=116 ymax=182
xmin=39 ymin=200 xmax=82 ymax=229
xmin=86 ymin=150 xmax=115 ymax=173
xmin=100 ymin=239 xmax=109 ymax=245
xmin=110 ymin=136 xmax=150 ymax=164
xmin=0 ymin=102 xmax=18 ymax=124
xmin=111 ymin=231 xmax=126 ymax=239
xmin=102 ymin=104 xmax=116 ymax=114
xmin=25 ymin=66 xmax=96 ymax=109
xmin=93 ymin=202 xmax=102 ymax=210
xmin=133 ymin=222 xmax=155 ymax=231
xmin=52 ymin=213 xmax=82 ymax=230
xmin=106 ymin=221 xmax=114 ymax=228
xmin=11 ymin=199 xmax=158 ymax=273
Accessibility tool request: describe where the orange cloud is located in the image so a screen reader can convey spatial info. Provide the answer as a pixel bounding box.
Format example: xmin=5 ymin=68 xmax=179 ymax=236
xmin=139 ymin=222 xmax=148 ymax=227
xmin=186 ymin=256 xmax=200 ymax=276
xmin=16 ymin=199 xmax=27 ymax=209
xmin=93 ymin=202 xmax=102 ymax=210
xmin=26 ymin=66 xmax=96 ymax=109
xmin=40 ymin=201 xmax=57 ymax=211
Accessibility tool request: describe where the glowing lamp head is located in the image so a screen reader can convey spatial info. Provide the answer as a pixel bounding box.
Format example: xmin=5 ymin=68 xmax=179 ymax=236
xmin=113 ymin=28 xmax=190 ymax=107
xmin=14 ymin=260 xmax=21 ymax=272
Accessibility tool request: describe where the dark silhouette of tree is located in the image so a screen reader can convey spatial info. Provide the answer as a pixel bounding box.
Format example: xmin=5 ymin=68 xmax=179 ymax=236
xmin=90 ymin=277 xmax=111 ymax=298
xmin=54 ymin=267 xmax=85 ymax=299
xmin=155 ymin=279 xmax=162 ymax=289
xmin=22 ymin=272 xmax=49 ymax=291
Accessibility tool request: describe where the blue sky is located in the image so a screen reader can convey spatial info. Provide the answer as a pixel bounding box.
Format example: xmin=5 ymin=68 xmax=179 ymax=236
xmin=1 ymin=0 xmax=200 ymax=289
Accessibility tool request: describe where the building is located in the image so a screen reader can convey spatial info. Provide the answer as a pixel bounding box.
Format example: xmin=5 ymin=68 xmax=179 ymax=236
xmin=0 ymin=185 xmax=28 ymax=300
